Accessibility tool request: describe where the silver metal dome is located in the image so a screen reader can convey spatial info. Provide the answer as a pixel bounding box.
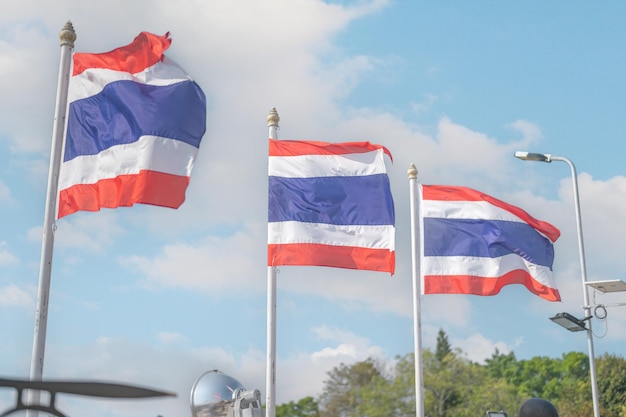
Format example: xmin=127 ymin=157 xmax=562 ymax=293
xmin=190 ymin=370 xmax=246 ymax=417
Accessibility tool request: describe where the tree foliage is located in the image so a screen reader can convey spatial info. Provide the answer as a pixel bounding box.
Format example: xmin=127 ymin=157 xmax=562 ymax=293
xmin=276 ymin=397 xmax=319 ymax=417
xmin=282 ymin=330 xmax=626 ymax=417
xmin=596 ymin=353 xmax=626 ymax=417
xmin=435 ymin=329 xmax=452 ymax=363
xmin=318 ymin=358 xmax=383 ymax=417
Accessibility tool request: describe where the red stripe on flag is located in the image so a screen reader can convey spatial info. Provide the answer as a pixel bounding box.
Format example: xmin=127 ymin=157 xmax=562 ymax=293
xmin=72 ymin=32 xmax=172 ymax=76
xmin=268 ymin=243 xmax=395 ymax=274
xmin=58 ymin=170 xmax=190 ymax=218
xmin=269 ymin=139 xmax=392 ymax=161
xmin=423 ymin=270 xmax=561 ymax=302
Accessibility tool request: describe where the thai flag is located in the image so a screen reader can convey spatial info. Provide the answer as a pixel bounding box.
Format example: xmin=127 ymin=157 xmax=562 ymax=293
xmin=57 ymin=32 xmax=206 ymax=218
xmin=268 ymin=140 xmax=395 ymax=274
xmin=420 ymin=185 xmax=561 ymax=301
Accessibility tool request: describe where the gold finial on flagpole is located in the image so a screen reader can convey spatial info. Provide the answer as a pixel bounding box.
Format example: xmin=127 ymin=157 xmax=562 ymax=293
xmin=267 ymin=107 xmax=280 ymax=127
xmin=407 ymin=163 xmax=418 ymax=180
xmin=59 ymin=21 xmax=76 ymax=48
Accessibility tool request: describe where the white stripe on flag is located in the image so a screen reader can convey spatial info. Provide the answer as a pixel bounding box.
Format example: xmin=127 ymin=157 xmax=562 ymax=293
xmin=58 ymin=135 xmax=198 ymax=189
xmin=421 ymin=200 xmax=531 ymax=224
xmin=268 ymin=221 xmax=395 ymax=249
xmin=422 ymin=253 xmax=555 ymax=287
xmin=68 ymin=56 xmax=193 ymax=103
xmin=269 ymin=149 xmax=387 ymax=178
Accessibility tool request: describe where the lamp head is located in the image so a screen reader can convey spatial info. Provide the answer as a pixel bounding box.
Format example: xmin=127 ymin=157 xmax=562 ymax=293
xmin=190 ymin=370 xmax=245 ymax=417
xmin=549 ymin=312 xmax=588 ymax=332
xmin=514 ymin=151 xmax=552 ymax=163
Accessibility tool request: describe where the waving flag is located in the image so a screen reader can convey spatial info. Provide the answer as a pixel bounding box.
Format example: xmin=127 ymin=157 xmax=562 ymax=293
xmin=57 ymin=32 xmax=206 ymax=218
xmin=420 ymin=185 xmax=561 ymax=301
xmin=268 ymin=140 xmax=395 ymax=274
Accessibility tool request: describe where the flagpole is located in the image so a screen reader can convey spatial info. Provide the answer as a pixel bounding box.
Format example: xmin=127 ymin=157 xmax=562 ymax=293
xmin=266 ymin=107 xmax=280 ymax=417
xmin=408 ymin=163 xmax=424 ymax=417
xmin=30 ymin=21 xmax=76 ymax=384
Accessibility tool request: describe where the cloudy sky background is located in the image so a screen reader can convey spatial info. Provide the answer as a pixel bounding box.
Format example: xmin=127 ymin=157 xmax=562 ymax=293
xmin=2 ymin=1 xmax=626 ymax=417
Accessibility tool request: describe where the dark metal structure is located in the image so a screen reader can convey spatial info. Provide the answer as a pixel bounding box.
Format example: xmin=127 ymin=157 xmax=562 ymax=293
xmin=0 ymin=378 xmax=175 ymax=417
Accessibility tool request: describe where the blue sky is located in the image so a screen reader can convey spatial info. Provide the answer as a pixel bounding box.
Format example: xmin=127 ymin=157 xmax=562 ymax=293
xmin=2 ymin=1 xmax=626 ymax=417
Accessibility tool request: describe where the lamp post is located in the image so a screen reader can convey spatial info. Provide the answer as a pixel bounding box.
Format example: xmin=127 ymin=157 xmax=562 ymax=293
xmin=514 ymin=151 xmax=600 ymax=417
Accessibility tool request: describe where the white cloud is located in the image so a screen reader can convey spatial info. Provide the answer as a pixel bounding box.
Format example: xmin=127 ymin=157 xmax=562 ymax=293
xmin=277 ymin=325 xmax=388 ymax=402
xmin=0 ymin=181 xmax=11 ymax=203
xmin=0 ymin=21 xmax=59 ymax=153
xmin=453 ymin=333 xmax=522 ymax=364
xmin=157 ymin=331 xmax=187 ymax=345
xmin=411 ymin=93 xmax=439 ymax=115
xmin=310 ymin=325 xmax=385 ymax=360
xmin=121 ymin=223 xmax=266 ymax=295
xmin=421 ymin=295 xmax=473 ymax=328
xmin=46 ymin=210 xmax=126 ymax=252
xmin=571 ymin=173 xmax=626 ymax=275
xmin=0 ymin=284 xmax=33 ymax=307
xmin=508 ymin=119 xmax=542 ymax=144
xmin=0 ymin=242 xmax=19 ymax=266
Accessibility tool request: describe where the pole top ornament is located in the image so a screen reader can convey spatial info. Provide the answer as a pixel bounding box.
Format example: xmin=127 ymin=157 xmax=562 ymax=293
xmin=407 ymin=163 xmax=418 ymax=180
xmin=59 ymin=21 xmax=76 ymax=48
xmin=267 ymin=107 xmax=280 ymax=127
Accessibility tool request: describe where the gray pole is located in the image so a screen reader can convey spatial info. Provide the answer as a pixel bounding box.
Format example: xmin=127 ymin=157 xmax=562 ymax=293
xmin=266 ymin=107 xmax=279 ymax=417
xmin=551 ymin=156 xmax=601 ymax=417
xmin=408 ymin=163 xmax=424 ymax=417
xmin=514 ymin=151 xmax=601 ymax=417
xmin=30 ymin=21 xmax=76 ymax=384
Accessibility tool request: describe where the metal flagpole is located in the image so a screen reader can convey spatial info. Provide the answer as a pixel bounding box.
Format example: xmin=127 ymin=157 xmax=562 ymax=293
xmin=266 ymin=107 xmax=280 ymax=417
xmin=29 ymin=21 xmax=76 ymax=384
xmin=408 ymin=163 xmax=424 ymax=417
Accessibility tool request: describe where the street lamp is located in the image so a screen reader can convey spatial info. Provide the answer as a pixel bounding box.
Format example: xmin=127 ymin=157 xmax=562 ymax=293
xmin=549 ymin=312 xmax=590 ymax=332
xmin=514 ymin=151 xmax=600 ymax=417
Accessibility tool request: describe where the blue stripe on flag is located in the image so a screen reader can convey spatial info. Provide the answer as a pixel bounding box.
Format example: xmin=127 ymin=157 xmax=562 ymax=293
xmin=65 ymin=80 xmax=206 ymax=162
xmin=423 ymin=217 xmax=555 ymax=268
xmin=268 ymin=174 xmax=394 ymax=225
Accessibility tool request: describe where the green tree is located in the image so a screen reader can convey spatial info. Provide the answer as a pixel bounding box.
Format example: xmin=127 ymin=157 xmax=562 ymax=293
xmin=551 ymin=351 xmax=591 ymax=417
xmin=276 ymin=397 xmax=319 ymax=417
xmin=356 ymin=353 xmax=416 ymax=417
xmin=596 ymin=353 xmax=626 ymax=417
xmin=318 ymin=358 xmax=382 ymax=417
xmin=357 ymin=371 xmax=411 ymax=417
xmin=556 ymin=377 xmax=593 ymax=417
xmin=485 ymin=349 xmax=520 ymax=382
xmin=465 ymin=375 xmax=524 ymax=417
xmin=423 ymin=347 xmax=476 ymax=417
xmin=317 ymin=340 xmax=528 ymax=417
xmin=435 ymin=329 xmax=452 ymax=363
xmin=313 ymin=336 xmax=626 ymax=417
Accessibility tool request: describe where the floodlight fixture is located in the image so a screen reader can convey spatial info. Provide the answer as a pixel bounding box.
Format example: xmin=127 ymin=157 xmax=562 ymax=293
xmin=486 ymin=411 xmax=508 ymax=417
xmin=190 ymin=370 xmax=262 ymax=417
xmin=550 ymin=312 xmax=590 ymax=332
